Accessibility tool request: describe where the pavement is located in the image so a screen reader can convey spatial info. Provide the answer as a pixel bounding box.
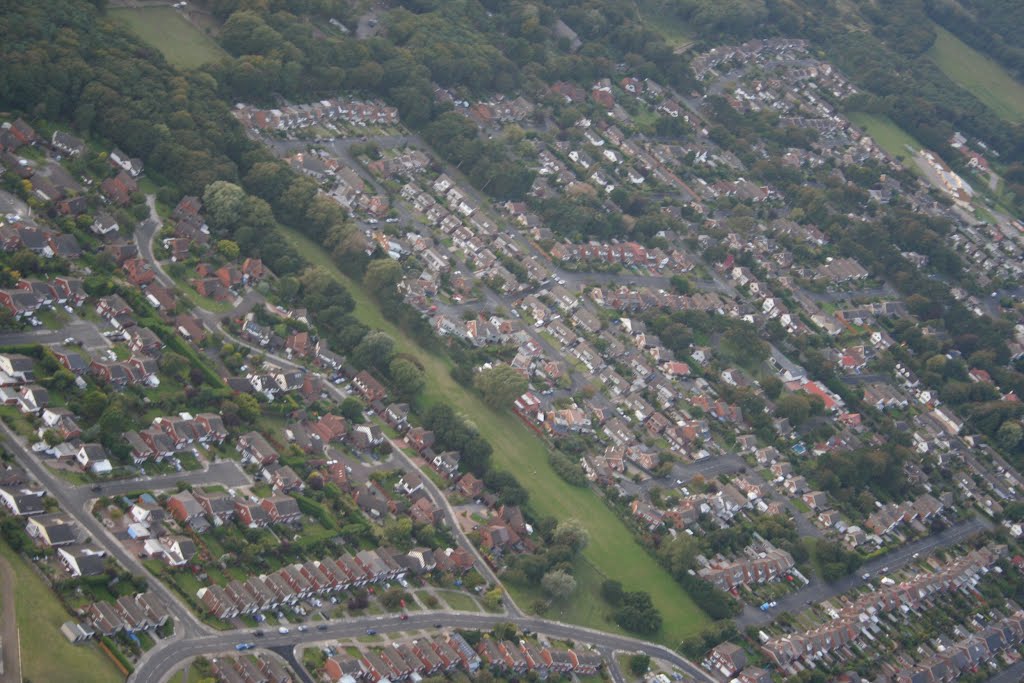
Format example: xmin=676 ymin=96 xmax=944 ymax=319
xmin=736 ymin=515 xmax=992 ymax=627
xmin=130 ymin=611 xmax=715 ymax=683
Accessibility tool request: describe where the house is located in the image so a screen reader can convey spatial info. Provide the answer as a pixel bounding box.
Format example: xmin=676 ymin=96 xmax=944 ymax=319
xmin=407 ymin=427 xmax=435 ymax=453
xmin=0 ymin=353 xmax=35 ymax=382
xmin=456 ymin=473 xmax=484 ymax=499
xmin=0 ymin=486 xmax=45 ymax=516
xmin=353 ymin=370 xmax=387 ymax=402
xmin=91 ymin=213 xmax=120 ymax=236
xmin=167 ymin=491 xmax=205 ymax=523
xmin=703 ymin=642 xmax=747 ymax=678
xmin=51 ymin=131 xmax=85 ymax=156
xmin=235 ymin=499 xmax=271 ymax=528
xmin=26 ymin=513 xmax=77 ymax=547
xmin=59 ymin=545 xmax=107 ymax=577
xmin=193 ymin=490 xmax=235 ymax=524
xmin=237 ymin=431 xmax=279 ymax=465
xmin=384 ymin=403 xmax=410 ymax=431
xmin=260 ymin=494 xmax=303 ymax=524
xmin=16 ymin=384 xmax=48 ymax=414
xmin=52 ymin=347 xmax=87 ymax=374
xmin=76 ymin=443 xmax=112 ymax=474
xmin=88 ymin=602 xmax=124 ymax=636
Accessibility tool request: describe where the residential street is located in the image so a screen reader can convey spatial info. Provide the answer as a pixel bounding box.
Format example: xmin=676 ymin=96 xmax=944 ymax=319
xmin=0 ymin=422 xmax=209 ymax=640
xmin=130 ymin=610 xmax=716 ymax=683
xmin=735 ymin=515 xmax=992 ymax=627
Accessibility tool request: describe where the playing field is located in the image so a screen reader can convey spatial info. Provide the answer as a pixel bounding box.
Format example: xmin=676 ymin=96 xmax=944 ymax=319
xmin=847 ymin=111 xmax=923 ymax=164
xmin=927 ymin=24 xmax=1024 ymax=124
xmin=1 ymin=543 xmax=124 ymax=683
xmin=111 ymin=6 xmax=224 ymax=70
xmin=281 ymin=226 xmax=711 ymax=644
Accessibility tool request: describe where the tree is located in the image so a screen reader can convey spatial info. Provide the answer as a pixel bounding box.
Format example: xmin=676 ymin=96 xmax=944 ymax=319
xmin=600 ymin=579 xmax=624 ymax=605
xmin=552 ymin=519 xmax=589 ymax=554
xmin=202 ymin=181 xmax=246 ymax=232
xmin=628 ymin=654 xmax=650 ymax=676
xmin=389 ymin=357 xmax=425 ymax=402
xmin=997 ymin=420 xmax=1023 ymax=452
xmin=353 ymin=331 xmax=395 ymax=372
xmin=364 ymin=259 xmax=403 ymax=294
xmin=541 ymin=569 xmax=577 ymax=601
xmin=473 ymin=364 xmax=528 ymax=409
xmin=775 ymin=394 xmax=811 ymax=426
xmin=340 ymin=397 xmax=365 ymax=423
xmin=659 ymin=534 xmax=700 ymax=578
xmin=382 ymin=517 xmax=414 ymax=551
xmin=482 ymin=588 xmax=504 ymax=611
xmin=216 ymin=239 xmax=240 ymax=260
xmin=159 ymin=350 xmax=191 ymax=383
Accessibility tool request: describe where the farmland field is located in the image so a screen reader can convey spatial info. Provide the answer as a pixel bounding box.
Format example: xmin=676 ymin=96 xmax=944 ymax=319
xmin=110 ymin=7 xmax=224 ymax=70
xmin=280 ymin=226 xmax=710 ymax=644
xmin=927 ymin=24 xmax=1024 ymax=124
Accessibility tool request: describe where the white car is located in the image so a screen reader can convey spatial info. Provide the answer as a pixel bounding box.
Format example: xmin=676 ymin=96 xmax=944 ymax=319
xmin=278 ymin=626 xmax=290 ymax=634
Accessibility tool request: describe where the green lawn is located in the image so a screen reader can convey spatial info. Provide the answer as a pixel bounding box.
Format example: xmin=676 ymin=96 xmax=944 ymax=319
xmin=110 ymin=7 xmax=225 ymax=70
xmin=436 ymin=590 xmax=480 ymax=612
xmin=927 ymin=24 xmax=1024 ymax=124
xmin=280 ymin=227 xmax=710 ymax=644
xmin=0 ymin=544 xmax=124 ymax=683
xmin=847 ymin=112 xmax=923 ymax=164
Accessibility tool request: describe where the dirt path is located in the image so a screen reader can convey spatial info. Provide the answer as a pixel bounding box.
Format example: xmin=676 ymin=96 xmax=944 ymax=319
xmin=0 ymin=555 xmax=21 ymax=683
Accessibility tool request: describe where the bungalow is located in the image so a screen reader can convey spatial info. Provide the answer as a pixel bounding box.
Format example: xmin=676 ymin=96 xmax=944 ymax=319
xmin=0 ymin=486 xmax=45 ymax=516
xmin=59 ymin=545 xmax=107 ymax=577
xmin=26 ymin=513 xmax=77 ymax=547
xmin=0 ymin=352 xmax=34 ymax=382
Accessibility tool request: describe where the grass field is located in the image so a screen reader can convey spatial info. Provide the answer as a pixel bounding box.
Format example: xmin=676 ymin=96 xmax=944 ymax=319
xmin=847 ymin=112 xmax=923 ymax=164
xmin=280 ymin=227 xmax=710 ymax=644
xmin=636 ymin=0 xmax=694 ymax=51
xmin=110 ymin=7 xmax=225 ymax=70
xmin=927 ymin=24 xmax=1024 ymax=124
xmin=0 ymin=543 xmax=124 ymax=683
xmin=436 ymin=590 xmax=481 ymax=612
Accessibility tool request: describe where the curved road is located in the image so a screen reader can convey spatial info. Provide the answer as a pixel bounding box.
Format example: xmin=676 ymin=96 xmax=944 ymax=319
xmin=132 ymin=610 xmax=714 ymax=683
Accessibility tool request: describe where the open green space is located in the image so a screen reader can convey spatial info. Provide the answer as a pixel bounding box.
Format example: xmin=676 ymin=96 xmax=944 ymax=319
xmin=436 ymin=590 xmax=481 ymax=612
xmin=110 ymin=7 xmax=225 ymax=70
xmin=636 ymin=0 xmax=694 ymax=51
xmin=0 ymin=543 xmax=124 ymax=683
xmin=927 ymin=24 xmax=1024 ymax=124
xmin=280 ymin=227 xmax=709 ymax=643
xmin=847 ymin=112 xmax=922 ymax=164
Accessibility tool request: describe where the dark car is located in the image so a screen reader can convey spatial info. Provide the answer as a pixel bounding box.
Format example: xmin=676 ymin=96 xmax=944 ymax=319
xmin=366 ymin=629 xmax=377 ymax=635
xmin=434 ymin=623 xmax=443 ymax=628
xmin=254 ymin=630 xmax=265 ymax=637
xmin=317 ymin=624 xmax=328 ymax=631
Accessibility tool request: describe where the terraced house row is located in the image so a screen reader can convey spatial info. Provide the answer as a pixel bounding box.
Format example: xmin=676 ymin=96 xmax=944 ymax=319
xmin=196 ymin=547 xmax=452 ymax=619
xmin=763 ymin=545 xmax=1005 ymax=670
